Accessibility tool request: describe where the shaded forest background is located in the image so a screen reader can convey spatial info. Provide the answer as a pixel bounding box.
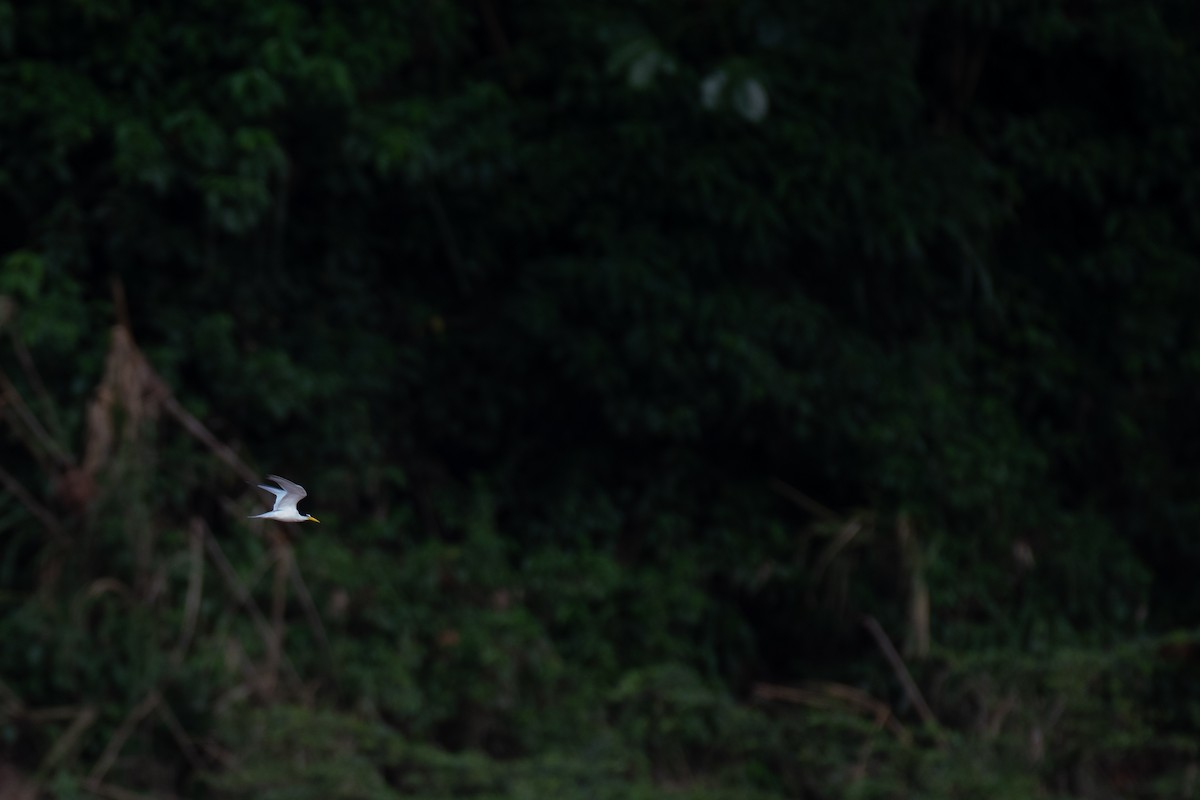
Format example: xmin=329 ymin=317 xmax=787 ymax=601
xmin=2 ymin=0 xmax=1200 ymax=797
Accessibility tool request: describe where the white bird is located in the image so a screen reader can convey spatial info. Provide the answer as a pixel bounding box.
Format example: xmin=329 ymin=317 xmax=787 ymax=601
xmin=249 ymin=474 xmax=320 ymax=523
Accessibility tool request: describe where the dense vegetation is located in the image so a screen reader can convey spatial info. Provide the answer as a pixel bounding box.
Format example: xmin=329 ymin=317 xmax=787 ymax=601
xmin=3 ymin=1 xmax=1200 ymax=797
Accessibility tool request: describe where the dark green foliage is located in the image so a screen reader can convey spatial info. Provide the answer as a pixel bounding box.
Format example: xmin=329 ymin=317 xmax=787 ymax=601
xmin=1 ymin=0 xmax=1200 ymax=796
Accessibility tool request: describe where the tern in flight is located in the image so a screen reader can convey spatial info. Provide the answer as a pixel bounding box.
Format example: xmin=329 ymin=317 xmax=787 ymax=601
xmin=249 ymin=474 xmax=320 ymax=523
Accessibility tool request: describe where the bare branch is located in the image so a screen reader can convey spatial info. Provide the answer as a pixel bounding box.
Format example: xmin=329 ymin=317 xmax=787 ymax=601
xmin=172 ymin=518 xmax=207 ymax=663
xmin=156 ymin=701 xmax=205 ymax=773
xmin=87 ymin=691 xmax=160 ymax=787
xmin=810 ymin=517 xmax=864 ymax=585
xmin=90 ymin=782 xmax=183 ymax=800
xmin=860 ymin=615 xmax=941 ymax=733
xmin=265 ymin=529 xmax=291 ymax=698
xmin=753 ymin=681 xmax=910 ymax=743
xmin=288 ymin=553 xmax=332 ymax=668
xmin=158 ymin=391 xmax=258 ymax=484
xmin=769 ymin=478 xmax=839 ymax=520
xmin=0 ymin=463 xmax=64 ymax=541
xmin=0 ymin=369 xmax=72 ymax=468
xmin=38 ymin=704 xmax=98 ymax=776
xmin=199 ymin=522 xmax=301 ymax=690
xmin=10 ymin=329 xmax=68 ymax=444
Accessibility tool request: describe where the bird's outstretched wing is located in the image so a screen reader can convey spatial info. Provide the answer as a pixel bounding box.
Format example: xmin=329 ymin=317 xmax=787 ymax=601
xmin=266 ymin=474 xmax=307 ymax=513
xmin=256 ymin=482 xmax=287 ymax=511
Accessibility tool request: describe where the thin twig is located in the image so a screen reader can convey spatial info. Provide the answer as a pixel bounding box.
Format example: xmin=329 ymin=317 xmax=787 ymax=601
xmin=0 ymin=369 xmax=72 ymax=468
xmin=810 ymin=518 xmax=864 ymax=585
xmin=158 ymin=391 xmax=258 ymax=484
xmin=849 ymin=710 xmax=888 ymax=786
xmin=753 ymin=682 xmax=910 ymax=743
xmin=266 ymin=529 xmax=291 ymax=698
xmin=769 ymin=478 xmax=839 ymax=520
xmin=200 ymin=523 xmax=301 ymax=690
xmin=211 ymin=650 xmax=255 ymax=714
xmin=860 ymin=615 xmax=941 ymax=733
xmin=90 ymin=782 xmax=183 ymax=800
xmin=38 ymin=704 xmax=98 ymax=777
xmin=0 ymin=463 xmax=64 ymax=541
xmin=156 ymin=701 xmax=205 ymax=773
xmin=240 ymin=540 xmax=278 ymax=594
xmin=0 ymin=675 xmax=24 ymax=715
xmin=288 ymin=553 xmax=332 ymax=668
xmin=172 ymin=518 xmax=206 ymax=663
xmin=193 ymin=736 xmax=236 ymax=767
xmin=10 ymin=329 xmax=68 ymax=445
xmin=898 ymin=514 xmax=930 ymax=659
xmin=87 ymin=690 xmax=160 ymax=787
xmin=24 ymin=706 xmax=84 ymax=723
xmin=985 ymin=689 xmax=1019 ymax=739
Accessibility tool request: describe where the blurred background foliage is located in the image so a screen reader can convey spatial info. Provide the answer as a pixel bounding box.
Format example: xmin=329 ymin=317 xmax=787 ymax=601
xmin=2 ymin=0 xmax=1200 ymax=797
